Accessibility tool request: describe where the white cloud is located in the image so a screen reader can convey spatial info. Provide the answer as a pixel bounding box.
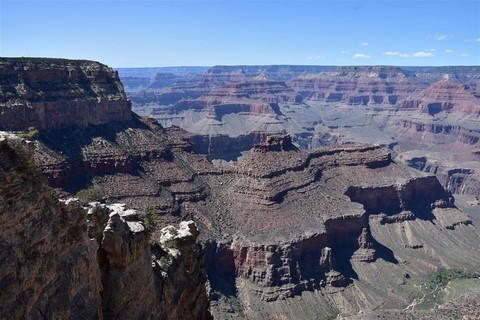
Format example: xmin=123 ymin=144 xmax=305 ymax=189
xmin=430 ymin=48 xmax=437 ymax=52
xmin=434 ymin=34 xmax=447 ymax=41
xmin=460 ymin=53 xmax=470 ymax=57
xmin=353 ymin=54 xmax=371 ymax=59
xmin=444 ymin=49 xmax=453 ymax=53
xmin=387 ymin=51 xmax=435 ymax=58
xmin=360 ymin=42 xmax=369 ymax=46
xmin=340 ymin=50 xmax=349 ymax=54
xmin=465 ymin=38 xmax=480 ymax=42
xmin=412 ymin=51 xmax=434 ymax=57
xmin=306 ymin=55 xmax=325 ymax=60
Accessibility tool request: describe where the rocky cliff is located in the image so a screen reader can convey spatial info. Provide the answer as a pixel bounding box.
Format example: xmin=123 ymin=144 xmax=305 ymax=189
xmin=4 ymin=58 xmax=480 ymax=319
xmin=0 ymin=133 xmax=102 ymax=319
xmin=194 ymin=135 xmax=480 ymax=319
xmin=0 ymin=133 xmax=211 ymax=319
xmin=399 ymin=150 xmax=480 ymax=198
xmin=289 ymin=66 xmax=420 ymax=105
xmin=0 ymin=58 xmax=131 ymax=131
xmin=125 ymin=65 xmax=480 ymax=167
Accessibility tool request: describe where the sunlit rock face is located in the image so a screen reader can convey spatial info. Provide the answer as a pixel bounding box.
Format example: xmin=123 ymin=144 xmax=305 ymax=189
xmin=0 ymin=58 xmax=131 ymax=131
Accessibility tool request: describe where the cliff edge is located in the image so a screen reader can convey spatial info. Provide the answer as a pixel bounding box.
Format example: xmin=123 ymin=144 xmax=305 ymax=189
xmin=0 ymin=133 xmax=211 ymax=319
xmin=0 ymin=58 xmax=131 ymax=131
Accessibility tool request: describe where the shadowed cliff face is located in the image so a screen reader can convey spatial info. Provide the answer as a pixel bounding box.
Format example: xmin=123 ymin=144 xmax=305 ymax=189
xmin=0 ymin=134 xmax=103 ymax=319
xmin=0 ymin=58 xmax=131 ymax=131
xmin=0 ymin=134 xmax=212 ymax=320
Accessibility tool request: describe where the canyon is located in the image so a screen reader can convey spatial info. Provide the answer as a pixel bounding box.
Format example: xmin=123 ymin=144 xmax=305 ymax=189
xmin=1 ymin=58 xmax=480 ymax=319
xmin=123 ymin=65 xmax=480 ymax=206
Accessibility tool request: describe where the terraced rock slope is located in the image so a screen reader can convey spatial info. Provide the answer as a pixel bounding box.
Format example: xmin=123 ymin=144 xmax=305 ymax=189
xmin=2 ymin=58 xmax=480 ymax=319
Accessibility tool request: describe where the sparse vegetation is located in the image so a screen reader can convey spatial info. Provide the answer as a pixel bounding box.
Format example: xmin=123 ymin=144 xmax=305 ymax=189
xmin=168 ymin=227 xmax=178 ymax=237
xmin=427 ymin=269 xmax=477 ymax=287
xmin=145 ymin=208 xmax=159 ymax=233
xmin=75 ymin=184 xmax=105 ymax=206
xmin=17 ymin=127 xmax=40 ymax=140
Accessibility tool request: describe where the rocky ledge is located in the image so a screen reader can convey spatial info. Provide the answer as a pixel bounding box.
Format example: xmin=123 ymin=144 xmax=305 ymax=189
xmin=194 ymin=135 xmax=479 ymax=316
xmin=0 ymin=58 xmax=131 ymax=131
xmin=0 ymin=134 xmax=211 ymax=320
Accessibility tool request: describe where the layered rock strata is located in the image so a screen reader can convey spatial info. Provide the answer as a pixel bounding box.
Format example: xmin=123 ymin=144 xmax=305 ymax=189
xmin=399 ymin=151 xmax=480 ymax=198
xmin=0 ymin=58 xmax=131 ymax=131
xmin=196 ymin=136 xmax=479 ymax=318
xmin=4 ymin=58 xmax=480 ymax=319
xmin=126 ymin=65 xmax=480 ymax=165
xmin=289 ymin=66 xmax=420 ymax=105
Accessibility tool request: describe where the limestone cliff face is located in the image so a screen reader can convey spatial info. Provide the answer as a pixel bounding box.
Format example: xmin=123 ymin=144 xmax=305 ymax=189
xmin=0 ymin=135 xmax=211 ymax=320
xmin=0 ymin=58 xmax=131 ymax=131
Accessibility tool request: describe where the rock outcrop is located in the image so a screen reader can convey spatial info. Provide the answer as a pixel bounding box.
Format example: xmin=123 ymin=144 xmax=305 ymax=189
xmin=194 ymin=136 xmax=479 ymax=318
xmin=399 ymin=151 xmax=480 ymax=198
xmin=4 ymin=58 xmax=480 ymax=319
xmin=0 ymin=58 xmax=131 ymax=131
xmin=0 ymin=134 xmax=102 ymax=319
xmin=0 ymin=134 xmax=211 ymax=319
xmin=126 ymin=65 xmax=480 ymax=166
xmin=401 ymin=78 xmax=480 ymax=116
xmin=289 ymin=66 xmax=420 ymax=105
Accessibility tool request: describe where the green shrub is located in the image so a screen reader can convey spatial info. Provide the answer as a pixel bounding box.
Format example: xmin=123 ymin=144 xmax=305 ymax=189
xmin=76 ymin=184 xmax=105 ymax=206
xmin=428 ymin=269 xmax=477 ymax=286
xmin=17 ymin=127 xmax=40 ymax=140
xmin=145 ymin=210 xmax=159 ymax=232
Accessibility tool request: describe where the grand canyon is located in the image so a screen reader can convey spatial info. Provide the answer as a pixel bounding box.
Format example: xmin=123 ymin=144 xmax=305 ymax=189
xmin=1 ymin=58 xmax=480 ymax=320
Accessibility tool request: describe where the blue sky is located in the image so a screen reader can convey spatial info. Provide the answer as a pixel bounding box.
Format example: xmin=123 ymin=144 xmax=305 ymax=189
xmin=1 ymin=0 xmax=479 ymax=67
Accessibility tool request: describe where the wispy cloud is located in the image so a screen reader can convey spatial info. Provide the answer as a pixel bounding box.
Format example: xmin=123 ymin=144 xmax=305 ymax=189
xmin=360 ymin=42 xmax=369 ymax=46
xmin=306 ymin=55 xmax=325 ymax=60
xmin=412 ymin=51 xmax=435 ymax=57
xmin=426 ymin=34 xmax=449 ymax=41
xmin=353 ymin=54 xmax=371 ymax=59
xmin=460 ymin=53 xmax=470 ymax=57
xmin=465 ymin=37 xmax=480 ymax=42
xmin=430 ymin=48 xmax=437 ymax=52
xmin=384 ymin=51 xmax=400 ymax=56
xmin=340 ymin=50 xmax=349 ymax=54
xmin=444 ymin=49 xmax=453 ymax=53
xmin=384 ymin=51 xmax=435 ymax=58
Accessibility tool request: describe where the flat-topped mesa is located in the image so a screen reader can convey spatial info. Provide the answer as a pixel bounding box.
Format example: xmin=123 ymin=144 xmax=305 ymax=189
xmin=253 ymin=134 xmax=300 ymax=153
xmin=0 ymin=57 xmax=131 ymax=131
